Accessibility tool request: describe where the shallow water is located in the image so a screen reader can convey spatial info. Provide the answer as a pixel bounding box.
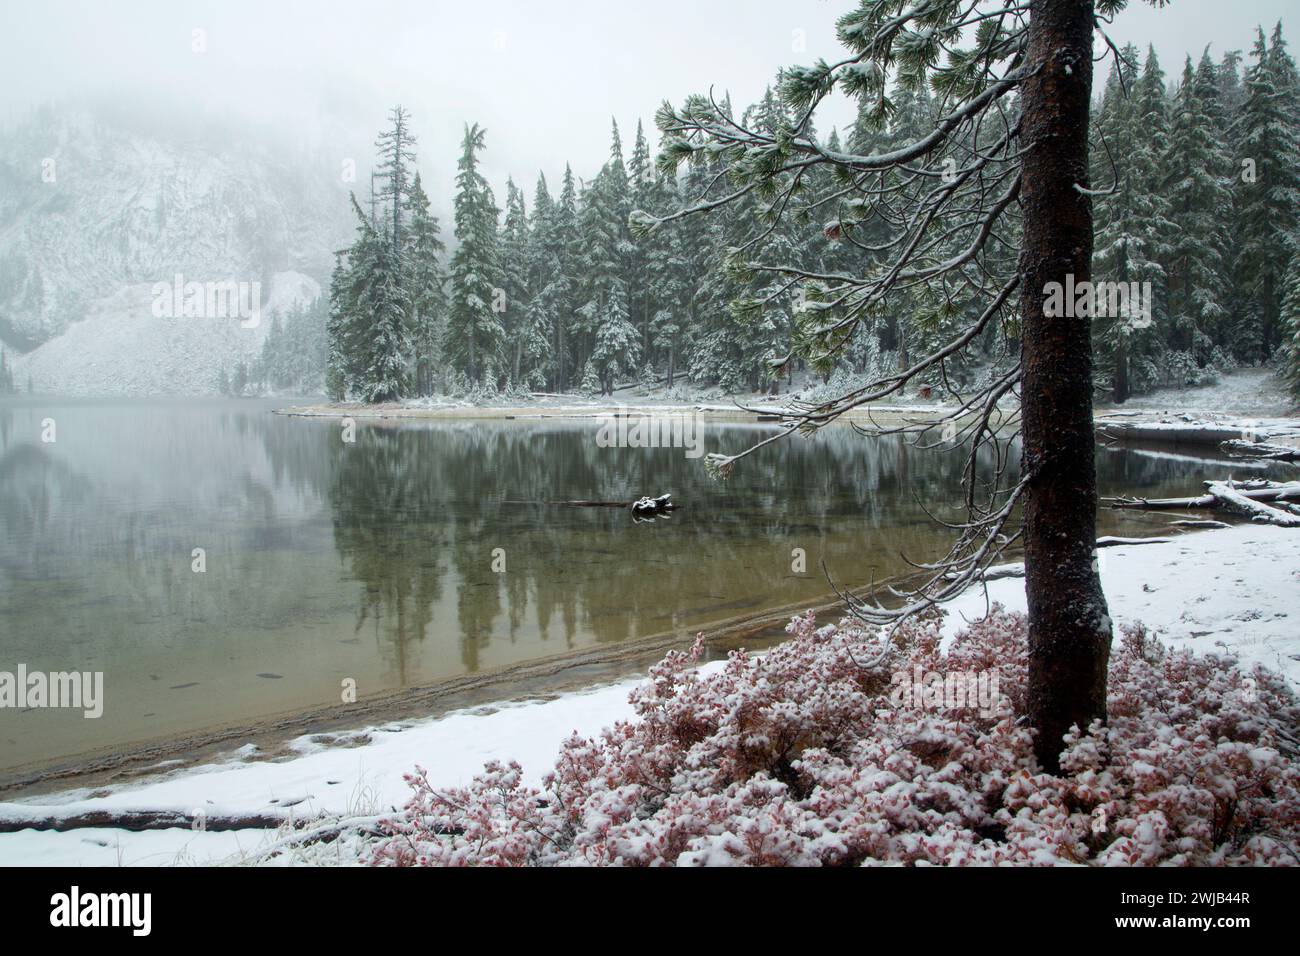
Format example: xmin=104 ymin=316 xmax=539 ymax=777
xmin=0 ymin=397 xmax=1264 ymax=772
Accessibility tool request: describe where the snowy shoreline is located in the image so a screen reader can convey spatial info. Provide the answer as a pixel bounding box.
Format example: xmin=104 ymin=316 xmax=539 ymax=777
xmin=275 ymin=368 xmax=1299 ymax=458
xmin=0 ymin=522 xmax=1296 ymax=867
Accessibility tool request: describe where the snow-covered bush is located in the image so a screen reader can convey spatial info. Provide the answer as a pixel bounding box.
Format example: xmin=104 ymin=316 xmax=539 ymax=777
xmin=500 ymin=380 xmax=535 ymax=404
xmin=1163 ymin=349 xmax=1221 ymax=389
xmin=373 ymin=608 xmax=1299 ymax=866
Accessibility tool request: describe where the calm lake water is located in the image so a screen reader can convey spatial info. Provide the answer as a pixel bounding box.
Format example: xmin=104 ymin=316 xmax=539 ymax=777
xmin=0 ymin=397 xmax=1251 ymax=773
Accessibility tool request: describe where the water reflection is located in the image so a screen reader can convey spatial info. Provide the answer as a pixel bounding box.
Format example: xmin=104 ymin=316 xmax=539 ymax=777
xmin=0 ymin=397 xmax=1280 ymax=772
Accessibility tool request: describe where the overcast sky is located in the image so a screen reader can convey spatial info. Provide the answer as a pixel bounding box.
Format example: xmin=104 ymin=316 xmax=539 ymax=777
xmin=1 ymin=0 xmax=1294 ymax=200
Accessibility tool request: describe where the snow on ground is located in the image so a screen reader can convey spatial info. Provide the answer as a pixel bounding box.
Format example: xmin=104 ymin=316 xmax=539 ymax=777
xmin=288 ymin=368 xmax=1295 ymax=431
xmin=1098 ymin=368 xmax=1296 ymax=418
xmin=0 ymin=523 xmax=1296 ymax=866
xmin=939 ymin=525 xmax=1300 ymax=684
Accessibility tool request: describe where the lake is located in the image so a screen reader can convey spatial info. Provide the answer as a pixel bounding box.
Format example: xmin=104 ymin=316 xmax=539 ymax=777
xmin=0 ymin=397 xmax=1253 ymax=778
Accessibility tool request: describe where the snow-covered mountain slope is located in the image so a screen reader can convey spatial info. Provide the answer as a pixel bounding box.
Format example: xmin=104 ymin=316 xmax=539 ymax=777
xmin=12 ymin=270 xmax=320 ymax=396
xmin=0 ymin=106 xmax=352 ymax=394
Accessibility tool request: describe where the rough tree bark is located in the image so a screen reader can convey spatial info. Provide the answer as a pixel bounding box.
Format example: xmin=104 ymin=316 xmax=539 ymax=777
xmin=1019 ymin=0 xmax=1112 ymax=773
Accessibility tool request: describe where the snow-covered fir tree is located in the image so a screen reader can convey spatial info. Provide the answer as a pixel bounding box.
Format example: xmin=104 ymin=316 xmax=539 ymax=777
xmin=405 ymin=171 xmax=447 ymax=396
xmin=354 ymin=224 xmax=411 ymax=403
xmin=445 ymin=123 xmax=504 ymax=386
xmin=1091 ymin=45 xmax=1171 ymax=400
xmin=577 ymin=121 xmax=639 ymax=394
xmin=1233 ymin=25 xmax=1300 ymax=362
xmin=1165 ymin=54 xmax=1233 ymax=370
xmin=324 ymin=32 xmax=1300 ymax=407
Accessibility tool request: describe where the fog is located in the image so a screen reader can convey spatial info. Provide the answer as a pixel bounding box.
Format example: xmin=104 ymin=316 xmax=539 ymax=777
xmin=2 ymin=0 xmax=1294 ymax=195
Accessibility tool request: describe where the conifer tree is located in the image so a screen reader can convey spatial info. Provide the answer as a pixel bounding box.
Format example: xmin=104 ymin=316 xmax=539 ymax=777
xmin=1091 ymin=46 xmax=1170 ymax=401
xmin=499 ymin=178 xmax=532 ymax=385
xmin=405 ymin=171 xmax=447 ymax=395
xmin=550 ymin=165 xmax=581 ymax=391
xmin=577 ymin=121 xmax=638 ymax=393
xmin=1234 ymin=25 xmax=1300 ymax=361
xmin=517 ymin=173 xmax=557 ymax=389
xmin=375 ymin=106 xmax=418 ymax=255
xmin=354 ymin=225 xmax=411 ymax=403
xmin=1164 ymin=54 xmax=1232 ymax=367
xmin=641 ymin=0 xmax=1120 ymax=772
xmin=627 ymin=120 xmax=656 ymax=365
xmin=1281 ymin=257 xmax=1300 ymax=396
xmin=446 ymin=123 xmax=504 ymax=386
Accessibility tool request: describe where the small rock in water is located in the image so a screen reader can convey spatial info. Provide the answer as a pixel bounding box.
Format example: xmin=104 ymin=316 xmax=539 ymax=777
xmin=256 ymin=672 xmax=284 ymax=679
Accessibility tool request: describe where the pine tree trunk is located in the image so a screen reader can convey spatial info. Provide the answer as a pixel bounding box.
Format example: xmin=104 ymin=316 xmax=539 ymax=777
xmin=1114 ymin=246 xmax=1130 ymax=404
xmin=557 ymin=323 xmax=566 ymax=392
xmin=1018 ymin=0 xmax=1112 ymax=774
xmin=1263 ymin=271 xmax=1277 ymax=357
xmin=1113 ymin=337 xmax=1129 ymax=404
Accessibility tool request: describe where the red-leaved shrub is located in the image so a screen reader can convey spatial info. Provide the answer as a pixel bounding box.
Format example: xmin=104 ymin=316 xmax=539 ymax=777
xmin=372 ymin=607 xmax=1300 ymax=866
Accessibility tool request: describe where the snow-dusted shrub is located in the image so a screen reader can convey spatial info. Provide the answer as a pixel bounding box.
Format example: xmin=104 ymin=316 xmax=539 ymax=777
xmin=1209 ymin=345 xmax=1239 ymax=377
xmin=663 ymin=384 xmax=693 ymax=403
xmin=1163 ymin=349 xmax=1220 ymax=389
xmin=373 ymin=608 xmax=1299 ymax=866
xmin=500 ymin=380 xmax=535 ymax=403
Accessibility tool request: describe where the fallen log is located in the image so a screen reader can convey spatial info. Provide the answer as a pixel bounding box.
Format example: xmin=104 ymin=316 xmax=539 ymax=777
xmin=1202 ymin=478 xmax=1293 ymax=491
xmin=1205 ymin=482 xmax=1300 ymax=527
xmin=1095 ymin=535 xmax=1173 ymax=547
xmin=0 ymin=808 xmax=292 ymax=834
xmin=1097 ymin=421 xmax=1253 ymax=446
xmin=1220 ymin=439 xmax=1300 ymax=462
xmin=506 ymin=493 xmax=678 ymax=512
xmin=1107 ymin=483 xmax=1300 ymax=511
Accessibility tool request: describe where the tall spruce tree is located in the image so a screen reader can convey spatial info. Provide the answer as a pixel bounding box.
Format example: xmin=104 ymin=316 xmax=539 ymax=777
xmin=1165 ymin=54 xmax=1232 ymax=368
xmin=499 ymin=178 xmax=532 ymax=385
xmin=325 ymin=251 xmax=351 ymax=400
xmin=1234 ymin=25 xmax=1300 ymax=361
xmin=446 ymin=123 xmax=504 ymax=386
xmin=405 ymin=171 xmax=447 ymax=395
xmin=1281 ymin=257 xmax=1300 ymax=396
xmin=518 ymin=173 xmax=558 ymax=389
xmin=578 ymin=121 xmax=639 ymax=394
xmin=627 ymin=120 xmax=657 ymax=366
xmin=354 ymin=224 xmax=411 ymax=403
xmin=1091 ymin=45 xmax=1170 ymax=401
xmin=551 ymin=165 xmax=581 ymax=391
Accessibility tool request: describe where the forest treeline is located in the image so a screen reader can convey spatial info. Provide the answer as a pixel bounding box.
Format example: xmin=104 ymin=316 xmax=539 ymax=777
xmin=316 ymin=24 xmax=1300 ymax=405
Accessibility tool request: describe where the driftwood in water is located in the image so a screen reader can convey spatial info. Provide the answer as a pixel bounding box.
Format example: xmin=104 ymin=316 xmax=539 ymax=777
xmin=536 ymin=493 xmax=678 ymax=518
xmin=631 ymin=493 xmax=676 ymax=518
xmin=1107 ymin=479 xmax=1300 ymax=526
xmin=508 ymin=492 xmax=677 ymax=510
xmin=1205 ymin=482 xmax=1300 ymax=527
